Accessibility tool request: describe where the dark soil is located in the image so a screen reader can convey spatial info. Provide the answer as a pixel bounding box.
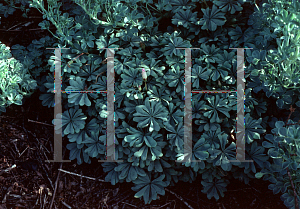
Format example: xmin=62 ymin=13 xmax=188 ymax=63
xmin=0 ymin=1 xmax=289 ymax=209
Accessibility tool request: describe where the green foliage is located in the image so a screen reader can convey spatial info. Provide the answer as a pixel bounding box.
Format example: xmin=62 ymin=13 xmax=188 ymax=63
xmin=131 ymin=173 xmax=168 ymax=204
xmin=0 ymin=0 xmax=30 ymax=19
xmin=256 ymin=119 xmax=300 ymax=209
xmin=5 ymin=0 xmax=299 ymax=206
xmin=0 ymin=41 xmax=37 ymax=114
xmin=201 ymin=178 xmax=229 ymax=200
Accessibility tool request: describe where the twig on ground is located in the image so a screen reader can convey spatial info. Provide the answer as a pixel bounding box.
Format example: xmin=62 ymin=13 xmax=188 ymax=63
xmin=28 ymin=119 xmax=54 ymax=127
xmin=49 ymin=148 xmax=67 ymax=209
xmin=121 ymin=202 xmax=137 ymax=208
xmin=165 ymin=188 xmax=194 ymax=209
xmin=228 ymin=187 xmax=260 ymax=193
xmin=0 ymin=164 xmax=16 ymax=176
xmin=158 ymin=201 xmax=173 ymax=209
xmin=43 ymin=193 xmax=47 ymax=209
xmin=111 ymin=191 xmax=133 ymax=208
xmin=7 ymin=22 xmax=26 ymax=31
xmin=58 ymin=169 xmax=106 ymax=182
xmin=61 ymin=200 xmax=72 ymax=209
xmin=19 ymin=145 xmax=29 ymax=157
xmin=18 ymin=124 xmax=55 ymax=190
xmin=2 ymin=186 xmax=13 ymax=203
xmin=0 ymin=27 xmax=56 ymax=31
xmin=79 ymin=171 xmax=83 ymax=188
xmin=49 ymin=163 xmax=63 ymax=209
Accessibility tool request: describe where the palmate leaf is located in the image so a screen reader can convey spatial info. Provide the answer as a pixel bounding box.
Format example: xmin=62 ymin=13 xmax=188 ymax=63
xmin=66 ymin=142 xmax=90 ymax=165
xmin=80 ymin=35 xmax=95 ymax=50
xmin=200 ymin=128 xmax=223 ymax=149
xmin=178 ymin=167 xmax=197 ymax=183
xmin=164 ymin=67 xmax=185 ymax=93
xmin=197 ymin=28 xmax=228 ymax=47
xmin=215 ymin=50 xmax=236 ymax=67
xmin=119 ymin=83 xmax=144 ymax=101
xmin=83 ymin=130 xmax=106 ymax=158
xmin=171 ymin=9 xmax=198 ymax=28
xmin=241 ymin=113 xmax=266 ymax=144
xmin=203 ymin=95 xmax=231 ymax=123
xmin=42 ymin=72 xmax=69 ymax=93
xmin=262 ymin=134 xmax=285 ymax=159
xmin=131 ymin=173 xmax=168 ymax=204
xmin=114 ymin=162 xmax=147 ymax=182
xmin=39 ymin=93 xmax=55 ymax=108
xmin=192 ymin=96 xmax=207 ymax=119
xmin=102 ymin=162 xmax=122 ymax=185
xmin=140 ymin=58 xmax=166 ymax=82
xmin=194 ymin=137 xmax=210 ymax=161
xmin=195 ymin=115 xmax=221 ymax=132
xmin=154 ymin=0 xmax=172 ymax=12
xmin=165 ymin=121 xmax=184 ymax=151
xmin=166 ymin=102 xmax=184 ymax=127
xmin=228 ymin=26 xmax=244 ymax=45
xmin=67 ymin=118 xmax=100 ymax=144
xmin=178 ymin=26 xmax=195 ymax=41
xmin=200 ymin=43 xmax=221 ymax=64
xmin=207 ymin=133 xmax=239 ymax=171
xmin=96 ymin=33 xmax=119 ymax=53
xmin=253 ymin=98 xmax=267 ymax=117
xmin=120 ymin=67 xmax=144 ymax=88
xmin=164 ymin=167 xmax=181 ymax=186
xmin=191 ymin=64 xmax=211 ymax=88
xmin=176 ymin=137 xmax=210 ymax=172
xmin=213 ymin=0 xmax=243 ymax=14
xmin=147 ymin=85 xmax=174 ymax=106
xmin=65 ymin=77 xmax=95 ymax=106
xmin=124 ymin=126 xmax=152 ymax=147
xmin=243 ymin=141 xmax=269 ymax=174
xmin=170 ymin=0 xmax=196 ymax=13
xmin=133 ymin=141 xmax=164 ymax=161
xmin=90 ymin=75 xmax=107 ymax=92
xmin=133 ymin=98 xmax=169 ymax=132
xmin=199 ymin=163 xmax=227 ymax=182
xmin=147 ymin=158 xmax=172 ymax=172
xmin=201 ymin=178 xmax=229 ymax=200
xmin=162 ymin=36 xmax=191 ymax=57
xmin=197 ymin=5 xmax=226 ymax=31
xmin=281 ymin=189 xmax=300 ymax=209
xmin=166 ymin=55 xmax=185 ymax=71
xmin=123 ymin=99 xmax=145 ymax=121
xmin=77 ymin=61 xmax=102 ymax=82
xmin=124 ymin=127 xmax=165 ymax=161
xmin=52 ymin=106 xmax=87 ymax=137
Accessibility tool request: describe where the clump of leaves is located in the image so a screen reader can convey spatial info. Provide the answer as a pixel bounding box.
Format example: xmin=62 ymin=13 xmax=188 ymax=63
xmin=18 ymin=0 xmax=300 ymax=206
xmin=0 ymin=41 xmax=37 ymax=114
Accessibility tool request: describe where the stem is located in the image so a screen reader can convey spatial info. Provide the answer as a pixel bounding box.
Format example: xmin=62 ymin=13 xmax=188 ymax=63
xmin=47 ymin=28 xmax=59 ymax=39
xmin=282 ymin=106 xmax=299 ymax=209
xmin=287 ymin=168 xmax=299 ymax=209
xmin=203 ymin=0 xmax=209 ymax=8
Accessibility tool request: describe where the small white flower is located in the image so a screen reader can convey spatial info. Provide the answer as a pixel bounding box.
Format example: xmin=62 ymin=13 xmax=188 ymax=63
xmin=142 ymin=68 xmax=147 ymax=81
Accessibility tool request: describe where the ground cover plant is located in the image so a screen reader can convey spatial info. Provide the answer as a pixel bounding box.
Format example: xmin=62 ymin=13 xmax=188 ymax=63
xmin=1 ymin=0 xmax=300 ymax=208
